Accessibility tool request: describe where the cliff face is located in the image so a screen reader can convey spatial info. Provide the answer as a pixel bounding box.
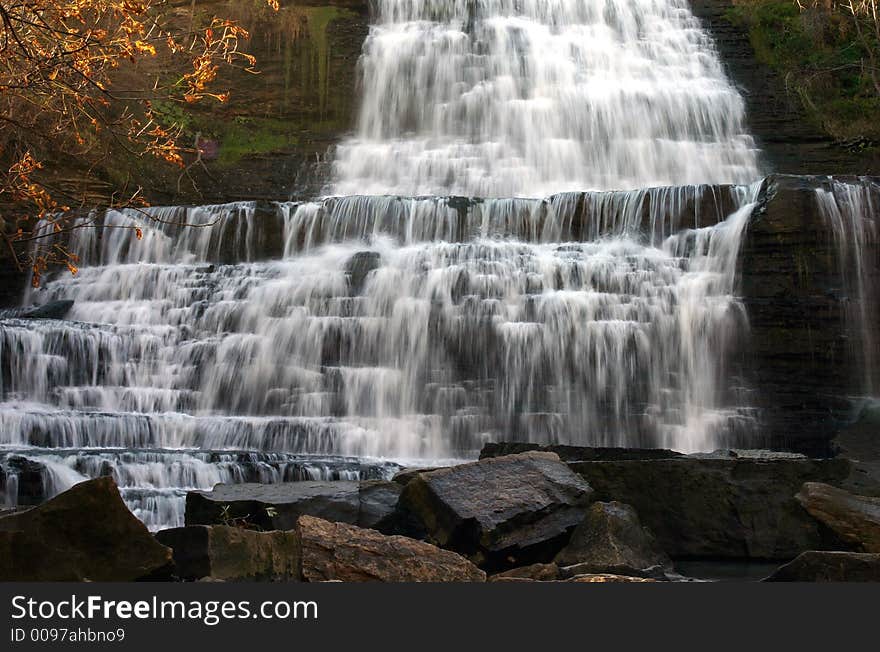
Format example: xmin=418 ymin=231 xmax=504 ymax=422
xmin=740 ymin=175 xmax=880 ymax=454
xmin=132 ymin=0 xmax=370 ymax=204
xmin=690 ymin=0 xmax=880 ymax=177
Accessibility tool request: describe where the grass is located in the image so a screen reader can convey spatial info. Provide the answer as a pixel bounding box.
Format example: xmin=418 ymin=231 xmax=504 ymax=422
xmin=727 ymin=0 xmax=880 ymax=142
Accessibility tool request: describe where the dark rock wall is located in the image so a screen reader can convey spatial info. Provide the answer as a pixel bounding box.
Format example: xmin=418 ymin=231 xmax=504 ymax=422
xmin=739 ymin=175 xmax=880 ymax=454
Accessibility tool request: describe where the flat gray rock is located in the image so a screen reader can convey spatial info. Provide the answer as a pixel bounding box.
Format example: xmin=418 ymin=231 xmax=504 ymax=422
xmin=186 ymin=480 xmax=400 ymax=531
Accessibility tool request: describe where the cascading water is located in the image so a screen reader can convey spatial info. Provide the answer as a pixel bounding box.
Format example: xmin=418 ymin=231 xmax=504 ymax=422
xmin=815 ymin=178 xmax=880 ymax=396
xmin=0 ymin=0 xmax=767 ymax=529
xmin=330 ymin=0 xmax=761 ymax=196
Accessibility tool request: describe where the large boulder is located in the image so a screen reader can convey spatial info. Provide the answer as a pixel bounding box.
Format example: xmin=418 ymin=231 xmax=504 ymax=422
xmin=393 ymin=451 xmax=595 ymax=570
xmin=831 ymin=403 xmax=880 ymax=497
xmin=186 ymin=480 xmax=401 ymax=531
xmin=155 ymin=525 xmax=301 ymax=581
xmin=570 ymin=450 xmax=851 ymax=559
xmin=0 ymin=477 xmax=172 ymax=581
xmin=795 ymin=482 xmax=880 ymax=552
xmin=357 ymin=480 xmax=403 ymax=529
xmin=553 ymin=501 xmax=671 ymax=577
xmin=764 ymin=551 xmax=880 ymax=582
xmin=297 ymin=515 xmax=485 ymax=582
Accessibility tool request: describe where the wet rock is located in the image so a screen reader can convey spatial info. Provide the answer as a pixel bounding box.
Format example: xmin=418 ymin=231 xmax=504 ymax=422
xmin=393 ymin=451 xmax=595 ymax=570
xmin=553 ymin=501 xmax=671 ymax=576
xmin=795 ymin=482 xmax=880 ymax=552
xmin=570 ymin=451 xmax=851 ymax=559
xmin=186 ymin=480 xmax=400 ymax=531
xmin=357 ymin=480 xmax=402 ymax=530
xmin=764 ymin=551 xmax=880 ymax=582
xmin=298 ymin=515 xmax=485 ymax=582
xmin=0 ymin=477 xmax=172 ymax=581
xmin=155 ymin=525 xmax=300 ymax=581
xmin=345 ymin=251 xmax=381 ymax=295
xmin=392 ymin=466 xmax=451 ymax=485
xmin=480 ymin=442 xmax=682 ymax=462
xmin=0 ymin=299 xmax=74 ymax=320
xmin=739 ymin=175 xmax=880 ymax=455
xmin=0 ymin=455 xmax=47 ymax=506
xmin=832 ymin=401 xmax=880 ymax=497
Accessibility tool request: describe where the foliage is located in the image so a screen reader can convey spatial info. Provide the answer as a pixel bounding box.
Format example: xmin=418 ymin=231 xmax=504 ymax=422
xmin=217 ymin=504 xmax=277 ymax=531
xmin=728 ymin=0 xmax=880 ymax=142
xmin=0 ymin=0 xmax=278 ymax=285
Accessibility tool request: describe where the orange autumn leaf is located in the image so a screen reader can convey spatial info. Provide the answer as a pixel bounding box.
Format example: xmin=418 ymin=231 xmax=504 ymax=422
xmin=2 ymin=0 xmax=281 ymax=280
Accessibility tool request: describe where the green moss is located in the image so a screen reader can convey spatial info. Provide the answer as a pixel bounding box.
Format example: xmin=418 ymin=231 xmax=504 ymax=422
xmin=151 ymin=100 xmax=196 ymax=132
xmin=303 ymin=7 xmax=354 ymax=116
xmin=727 ymin=1 xmax=880 ymax=142
xmin=214 ymin=117 xmax=297 ymax=165
xmin=127 ymin=5 xmax=358 ymax=167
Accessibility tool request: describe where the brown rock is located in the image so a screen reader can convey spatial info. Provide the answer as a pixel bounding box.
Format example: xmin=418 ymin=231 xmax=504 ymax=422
xmin=489 ymin=563 xmax=562 ymax=582
xmin=795 ymin=482 xmax=880 ymax=552
xmin=0 ymin=477 xmax=172 ymax=581
xmin=567 ymin=574 xmax=656 ymax=582
xmin=298 ymin=515 xmax=485 ymax=582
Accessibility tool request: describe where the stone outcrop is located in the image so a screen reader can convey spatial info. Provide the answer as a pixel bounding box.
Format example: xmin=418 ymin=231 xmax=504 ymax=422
xmin=831 ymin=402 xmax=880 ymax=497
xmin=739 ymin=175 xmax=880 ymax=455
xmin=553 ymin=501 xmax=671 ymax=576
xmin=764 ymin=551 xmax=880 ymax=582
xmin=0 ymin=477 xmax=172 ymax=581
xmin=795 ymin=483 xmax=880 ymax=552
xmin=186 ymin=480 xmax=401 ymax=531
xmin=392 ymin=451 xmax=595 ymax=570
xmin=569 ymin=450 xmax=851 ymax=559
xmin=298 ymin=515 xmax=485 ymax=582
xmin=156 ymin=525 xmax=301 ymax=581
xmin=0 ymin=455 xmax=48 ymax=506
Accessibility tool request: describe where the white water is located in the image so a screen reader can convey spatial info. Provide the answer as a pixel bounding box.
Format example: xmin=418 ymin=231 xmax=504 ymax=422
xmin=0 ymin=188 xmax=761 ymax=528
xmin=815 ymin=178 xmax=880 ymax=395
xmin=331 ymin=0 xmax=761 ymax=196
xmin=0 ymin=0 xmax=771 ymax=529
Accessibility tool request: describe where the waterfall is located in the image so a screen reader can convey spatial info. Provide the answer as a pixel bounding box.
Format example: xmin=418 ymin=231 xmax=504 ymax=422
xmin=0 ymin=0 xmax=769 ymax=529
xmin=1 ymin=186 xmax=760 ymax=528
xmin=330 ymin=0 xmax=761 ymax=196
xmin=815 ymin=178 xmax=880 ymax=396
